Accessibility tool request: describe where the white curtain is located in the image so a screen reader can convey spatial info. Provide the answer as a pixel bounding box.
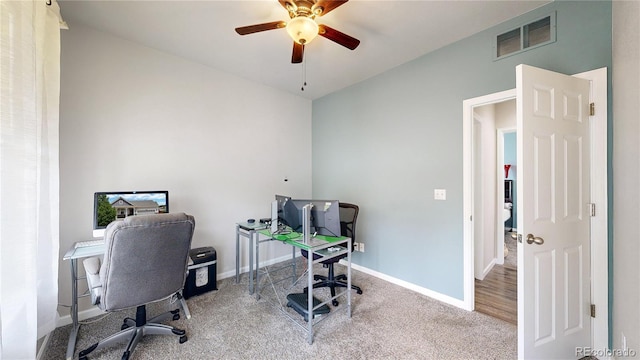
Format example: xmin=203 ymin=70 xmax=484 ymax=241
xmin=0 ymin=0 xmax=65 ymax=358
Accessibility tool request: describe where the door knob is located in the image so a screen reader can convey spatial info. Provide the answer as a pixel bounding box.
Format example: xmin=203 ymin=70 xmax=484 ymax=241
xmin=526 ymin=234 xmax=544 ymax=245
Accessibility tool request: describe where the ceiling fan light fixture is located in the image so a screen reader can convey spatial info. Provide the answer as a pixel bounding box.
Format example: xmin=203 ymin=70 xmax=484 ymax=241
xmin=286 ymin=16 xmax=318 ymax=45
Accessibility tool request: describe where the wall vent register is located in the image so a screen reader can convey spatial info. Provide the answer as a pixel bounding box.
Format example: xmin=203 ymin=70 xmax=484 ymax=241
xmin=495 ymin=13 xmax=556 ymax=59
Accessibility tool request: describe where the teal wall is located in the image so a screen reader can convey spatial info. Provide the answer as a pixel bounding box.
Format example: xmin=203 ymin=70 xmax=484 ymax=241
xmin=311 ymin=1 xmax=612 ymax=300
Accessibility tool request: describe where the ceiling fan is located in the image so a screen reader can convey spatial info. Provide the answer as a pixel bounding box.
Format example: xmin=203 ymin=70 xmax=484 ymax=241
xmin=235 ymin=0 xmax=360 ymax=64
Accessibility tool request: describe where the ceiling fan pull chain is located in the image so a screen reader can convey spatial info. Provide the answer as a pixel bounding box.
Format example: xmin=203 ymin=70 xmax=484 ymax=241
xmin=301 ymin=55 xmax=307 ymax=91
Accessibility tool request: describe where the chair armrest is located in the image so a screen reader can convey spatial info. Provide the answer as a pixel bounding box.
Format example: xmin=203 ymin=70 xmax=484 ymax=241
xmin=83 ymin=257 xmax=102 ymax=305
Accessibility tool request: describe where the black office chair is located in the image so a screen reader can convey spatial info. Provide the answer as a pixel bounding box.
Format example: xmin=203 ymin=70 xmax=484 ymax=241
xmin=302 ymin=202 xmax=363 ymax=306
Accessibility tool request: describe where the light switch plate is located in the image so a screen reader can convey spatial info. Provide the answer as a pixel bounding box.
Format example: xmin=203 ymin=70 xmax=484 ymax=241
xmin=434 ymin=189 xmax=447 ymax=200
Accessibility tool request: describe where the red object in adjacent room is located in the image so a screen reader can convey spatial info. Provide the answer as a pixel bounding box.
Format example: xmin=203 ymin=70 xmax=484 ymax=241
xmin=504 ymin=164 xmax=511 ymax=178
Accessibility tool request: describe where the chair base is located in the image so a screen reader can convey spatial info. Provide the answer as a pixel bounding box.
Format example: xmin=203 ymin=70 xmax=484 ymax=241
xmin=78 ymin=305 xmax=187 ymax=360
xmin=303 ymin=265 xmax=363 ymax=306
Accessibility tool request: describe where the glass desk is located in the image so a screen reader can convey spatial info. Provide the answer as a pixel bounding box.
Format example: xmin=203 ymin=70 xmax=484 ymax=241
xmin=255 ymin=229 xmax=352 ymax=344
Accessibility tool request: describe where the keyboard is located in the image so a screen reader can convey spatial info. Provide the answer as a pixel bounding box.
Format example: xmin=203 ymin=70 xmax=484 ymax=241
xmin=74 ymin=239 xmax=104 ymax=248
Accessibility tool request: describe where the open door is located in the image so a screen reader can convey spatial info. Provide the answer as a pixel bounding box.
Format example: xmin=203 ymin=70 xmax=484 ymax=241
xmin=516 ymin=64 xmax=591 ymax=358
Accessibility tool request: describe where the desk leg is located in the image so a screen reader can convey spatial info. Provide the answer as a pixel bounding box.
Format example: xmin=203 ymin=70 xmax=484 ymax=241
xmin=177 ymin=291 xmax=191 ymax=319
xmin=307 ymin=252 xmax=314 ymax=344
xmin=65 ymin=258 xmax=79 ymax=360
xmin=255 ymin=231 xmax=260 ymax=300
xmin=235 ymin=224 xmax=240 ymax=284
xmin=248 ymin=230 xmax=254 ymax=295
xmin=292 ymin=246 xmax=297 ymax=285
xmin=347 ymin=240 xmax=352 ymax=318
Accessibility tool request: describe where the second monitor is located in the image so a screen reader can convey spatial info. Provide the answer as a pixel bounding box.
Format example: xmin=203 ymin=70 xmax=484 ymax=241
xmin=282 ymin=199 xmax=341 ymax=237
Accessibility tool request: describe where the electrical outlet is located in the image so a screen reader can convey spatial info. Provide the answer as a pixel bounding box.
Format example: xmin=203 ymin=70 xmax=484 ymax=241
xmin=353 ymin=242 xmax=359 ymax=251
xmin=359 ymin=242 xmax=365 ymax=252
xmin=434 ymin=189 xmax=447 ymax=200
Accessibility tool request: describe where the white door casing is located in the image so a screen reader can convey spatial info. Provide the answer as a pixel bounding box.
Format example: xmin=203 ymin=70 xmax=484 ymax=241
xmin=516 ymin=64 xmax=591 ymax=358
xmin=462 ymin=66 xmax=607 ymax=354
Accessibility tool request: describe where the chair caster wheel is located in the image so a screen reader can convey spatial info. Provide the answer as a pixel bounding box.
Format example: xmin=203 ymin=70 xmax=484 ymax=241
xmin=170 ymin=309 xmax=180 ymax=321
xmin=179 ymin=335 xmax=188 ymax=344
xmin=332 ymin=300 xmax=339 ymax=306
xmin=121 ymin=323 xmax=130 ymax=330
xmin=122 ymin=350 xmax=130 ymax=360
xmin=356 ymin=289 xmax=363 ymax=294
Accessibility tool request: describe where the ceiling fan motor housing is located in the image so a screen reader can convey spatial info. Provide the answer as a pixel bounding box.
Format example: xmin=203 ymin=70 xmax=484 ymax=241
xmin=235 ymin=0 xmax=358 ymax=63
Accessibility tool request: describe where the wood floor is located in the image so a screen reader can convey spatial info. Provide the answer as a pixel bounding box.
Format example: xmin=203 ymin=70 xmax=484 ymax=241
xmin=475 ymin=263 xmax=517 ymax=325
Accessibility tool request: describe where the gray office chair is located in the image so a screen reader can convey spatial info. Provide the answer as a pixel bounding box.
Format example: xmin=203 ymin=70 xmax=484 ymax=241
xmin=78 ymin=213 xmax=195 ymax=360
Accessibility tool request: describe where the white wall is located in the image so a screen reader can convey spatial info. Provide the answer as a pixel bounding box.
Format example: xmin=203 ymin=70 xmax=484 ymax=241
xmin=612 ymin=0 xmax=640 ymax=354
xmin=473 ymin=99 xmax=515 ymax=278
xmin=312 ymin=2 xmax=612 ymax=300
xmin=59 ymin=24 xmax=312 ymax=314
xmin=495 ymin=100 xmax=516 ymax=129
xmin=473 ymin=104 xmax=497 ymax=279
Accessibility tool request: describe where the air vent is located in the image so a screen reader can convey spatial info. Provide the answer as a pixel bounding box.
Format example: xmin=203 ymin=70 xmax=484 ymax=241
xmin=495 ymin=13 xmax=556 ymax=59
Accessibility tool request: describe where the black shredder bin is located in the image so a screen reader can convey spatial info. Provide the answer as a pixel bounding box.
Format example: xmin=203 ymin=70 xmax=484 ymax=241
xmin=184 ymin=247 xmax=217 ymax=299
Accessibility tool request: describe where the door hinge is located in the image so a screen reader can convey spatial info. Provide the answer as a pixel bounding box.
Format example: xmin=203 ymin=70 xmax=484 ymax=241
xmin=590 ymin=203 xmax=596 ymax=217
xmin=590 ymin=103 xmax=595 ymax=116
xmin=591 ymin=304 xmax=596 ymax=318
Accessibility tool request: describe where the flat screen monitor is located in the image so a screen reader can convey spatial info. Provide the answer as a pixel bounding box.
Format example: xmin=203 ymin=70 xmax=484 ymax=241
xmin=275 ymin=194 xmax=291 ymax=223
xmin=93 ymin=190 xmax=169 ymax=238
xmin=282 ymin=199 xmax=341 ymax=237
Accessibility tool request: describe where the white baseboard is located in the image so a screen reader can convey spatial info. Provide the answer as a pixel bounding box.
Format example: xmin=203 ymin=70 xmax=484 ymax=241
xmin=217 ymin=252 xmax=300 ymax=280
xmin=476 ymin=258 xmax=496 ymax=281
xmin=36 ymin=332 xmax=51 ymax=360
xmin=57 ymin=306 xmax=105 ymax=328
xmin=342 ymin=260 xmax=468 ymax=310
xmin=58 ymin=253 xmax=467 ymax=328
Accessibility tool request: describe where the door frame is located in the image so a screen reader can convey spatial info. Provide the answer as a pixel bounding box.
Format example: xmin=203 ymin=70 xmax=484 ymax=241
xmin=462 ymin=67 xmax=608 ymax=350
xmin=497 ymin=126 xmax=516 ymax=266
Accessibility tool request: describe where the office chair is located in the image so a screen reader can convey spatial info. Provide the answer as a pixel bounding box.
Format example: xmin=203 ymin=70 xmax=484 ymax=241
xmin=302 ymin=202 xmax=363 ymax=306
xmin=78 ymin=213 xmax=195 ymax=360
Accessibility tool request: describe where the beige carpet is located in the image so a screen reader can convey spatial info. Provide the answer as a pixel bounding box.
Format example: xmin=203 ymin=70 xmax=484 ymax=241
xmin=43 ymin=259 xmax=517 ymax=359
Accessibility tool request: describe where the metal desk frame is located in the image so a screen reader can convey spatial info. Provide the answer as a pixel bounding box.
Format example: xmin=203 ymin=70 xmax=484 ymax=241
xmin=253 ymin=229 xmax=352 ymax=344
xmin=234 ymin=222 xmax=267 ymax=294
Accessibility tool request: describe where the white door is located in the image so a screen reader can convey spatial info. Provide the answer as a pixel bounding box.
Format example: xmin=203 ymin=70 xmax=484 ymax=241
xmin=516 ymin=64 xmax=591 ymax=358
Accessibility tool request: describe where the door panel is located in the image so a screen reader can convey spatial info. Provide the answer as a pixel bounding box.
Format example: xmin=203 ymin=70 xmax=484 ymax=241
xmin=517 ymin=64 xmax=591 ymax=358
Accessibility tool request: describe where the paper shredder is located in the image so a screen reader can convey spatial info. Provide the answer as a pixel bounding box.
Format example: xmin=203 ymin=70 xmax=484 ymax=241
xmin=184 ymin=247 xmax=217 ymax=299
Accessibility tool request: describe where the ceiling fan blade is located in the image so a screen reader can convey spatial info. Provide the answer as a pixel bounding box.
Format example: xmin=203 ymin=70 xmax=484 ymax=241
xmin=292 ymin=42 xmax=304 ymax=63
xmin=313 ymin=0 xmax=349 ymax=16
xmin=235 ymin=21 xmax=286 ymax=35
xmin=318 ymin=24 xmax=360 ymax=50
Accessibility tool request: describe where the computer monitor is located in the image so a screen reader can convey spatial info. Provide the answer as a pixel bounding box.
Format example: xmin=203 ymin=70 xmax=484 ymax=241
xmin=92 ymin=190 xmax=169 ymax=238
xmin=275 ymin=194 xmax=291 ymax=223
xmin=282 ymin=199 xmax=341 ymax=237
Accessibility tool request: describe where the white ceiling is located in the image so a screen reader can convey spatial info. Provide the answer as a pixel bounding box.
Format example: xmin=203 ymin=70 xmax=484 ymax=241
xmin=58 ymin=0 xmax=550 ymax=100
